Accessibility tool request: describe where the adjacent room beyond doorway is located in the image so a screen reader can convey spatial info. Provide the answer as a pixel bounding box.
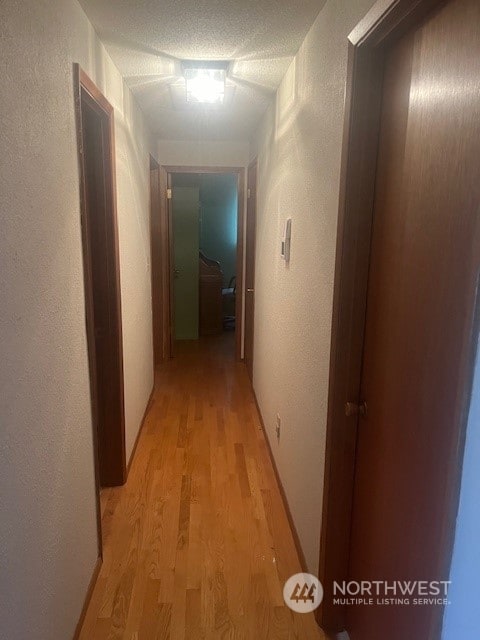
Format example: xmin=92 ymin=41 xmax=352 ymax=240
xmin=171 ymin=172 xmax=239 ymax=351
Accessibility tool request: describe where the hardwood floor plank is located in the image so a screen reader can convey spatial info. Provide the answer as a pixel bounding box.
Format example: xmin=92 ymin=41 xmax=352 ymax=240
xmin=234 ymin=443 xmax=251 ymax=499
xmin=177 ymin=475 xmax=191 ymax=551
xmin=79 ymin=334 xmax=324 ymax=640
xmin=185 ymin=588 xmax=203 ymax=639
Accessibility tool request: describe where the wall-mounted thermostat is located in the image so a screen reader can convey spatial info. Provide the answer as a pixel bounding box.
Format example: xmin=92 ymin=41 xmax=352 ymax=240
xmin=281 ymin=218 xmax=292 ymax=262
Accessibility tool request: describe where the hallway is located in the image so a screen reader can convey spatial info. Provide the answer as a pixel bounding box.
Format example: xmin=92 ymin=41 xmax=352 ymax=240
xmin=80 ymin=335 xmax=324 ymax=639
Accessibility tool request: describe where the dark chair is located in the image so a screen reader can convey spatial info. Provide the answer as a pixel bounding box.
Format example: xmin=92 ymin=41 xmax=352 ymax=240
xmin=199 ymin=252 xmax=223 ymax=335
xmin=222 ymin=276 xmax=236 ymax=330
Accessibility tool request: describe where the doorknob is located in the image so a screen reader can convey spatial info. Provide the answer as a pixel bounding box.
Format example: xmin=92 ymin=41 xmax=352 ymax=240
xmin=174 ymin=268 xmax=180 ymax=279
xmin=247 ymin=288 xmax=254 ymax=293
xmin=345 ymin=400 xmax=368 ymax=418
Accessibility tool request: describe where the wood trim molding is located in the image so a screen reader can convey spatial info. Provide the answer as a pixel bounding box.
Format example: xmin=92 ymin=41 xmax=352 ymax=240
xmin=150 ymin=157 xmax=166 ymax=366
xmin=72 ymin=557 xmax=102 ymax=640
xmin=102 ymin=79 xmax=127 ymax=484
xmin=316 ymin=0 xmax=446 ymax=634
xmin=163 ymin=165 xmax=244 ymax=175
xmin=349 ymin=0 xmax=445 ymax=47
xmin=74 ymin=64 xmax=127 ymax=488
xmin=156 ymin=165 xmax=173 ymax=361
xmin=78 ymin=68 xmax=114 ymax=116
xmin=73 ymin=63 xmax=103 ymax=557
xmin=244 ymin=158 xmax=257 ymax=379
xmin=235 ymin=169 xmax=246 ymax=362
xmin=159 ymin=165 xmax=246 ymax=362
xmin=126 ymin=385 xmax=155 ymax=477
xmin=252 ymin=391 xmax=308 ymax=574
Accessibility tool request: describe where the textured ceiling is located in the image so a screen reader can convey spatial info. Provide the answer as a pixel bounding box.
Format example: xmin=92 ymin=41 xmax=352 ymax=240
xmin=79 ymin=0 xmax=325 ymax=140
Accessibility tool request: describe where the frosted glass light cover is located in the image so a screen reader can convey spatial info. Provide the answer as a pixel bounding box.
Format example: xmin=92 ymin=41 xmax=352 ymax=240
xmin=185 ymin=68 xmax=226 ymax=104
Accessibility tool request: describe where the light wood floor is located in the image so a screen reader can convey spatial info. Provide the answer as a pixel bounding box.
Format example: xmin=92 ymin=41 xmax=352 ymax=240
xmin=80 ymin=334 xmax=324 ymax=639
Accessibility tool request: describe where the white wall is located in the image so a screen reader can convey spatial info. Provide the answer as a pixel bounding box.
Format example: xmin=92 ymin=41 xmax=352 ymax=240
xmin=0 ymin=1 xmax=154 ymax=638
xmin=250 ymin=0 xmax=376 ymax=573
xmin=442 ymin=338 xmax=480 ymax=639
xmin=115 ymin=91 xmax=155 ymax=461
xmin=158 ymin=139 xmax=250 ymax=168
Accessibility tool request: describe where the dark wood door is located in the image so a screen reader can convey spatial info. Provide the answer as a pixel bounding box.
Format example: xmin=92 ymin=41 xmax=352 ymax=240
xmin=245 ymin=161 xmax=257 ymax=381
xmin=80 ymin=92 xmax=126 ymax=487
xmin=347 ymin=1 xmax=480 ymax=638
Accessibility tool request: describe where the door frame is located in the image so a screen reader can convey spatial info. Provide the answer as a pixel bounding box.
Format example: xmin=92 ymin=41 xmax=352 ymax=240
xmin=157 ymin=165 xmax=246 ymax=360
xmin=73 ymin=64 xmax=127 ymax=512
xmin=244 ymin=159 xmax=258 ymax=381
xmin=316 ymin=0 xmax=467 ymax=634
xmin=150 ymin=155 xmax=171 ymax=366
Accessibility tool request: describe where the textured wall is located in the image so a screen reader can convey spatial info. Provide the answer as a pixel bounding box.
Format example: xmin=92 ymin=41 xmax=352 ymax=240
xmin=250 ymin=0 xmax=376 ymax=573
xmin=442 ymin=344 xmax=480 ymax=638
xmin=0 ymin=1 xmax=153 ymax=638
xmin=157 ymin=139 xmax=250 ymax=168
xmin=113 ymin=87 xmax=155 ymax=461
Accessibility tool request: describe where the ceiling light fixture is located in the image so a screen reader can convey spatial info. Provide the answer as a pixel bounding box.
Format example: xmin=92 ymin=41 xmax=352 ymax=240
xmin=182 ymin=61 xmax=229 ymax=105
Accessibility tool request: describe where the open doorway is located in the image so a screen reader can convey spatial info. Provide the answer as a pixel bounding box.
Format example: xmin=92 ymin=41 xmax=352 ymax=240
xmin=74 ymin=65 xmax=126 ymax=551
xmin=152 ymin=166 xmax=245 ymax=360
xmin=172 ymin=172 xmax=238 ymax=340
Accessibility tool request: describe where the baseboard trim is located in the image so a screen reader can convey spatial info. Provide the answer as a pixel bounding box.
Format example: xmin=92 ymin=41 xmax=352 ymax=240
xmin=252 ymin=389 xmax=309 ymax=574
xmin=127 ymin=385 xmax=155 ymax=477
xmin=73 ymin=556 xmax=102 ymax=639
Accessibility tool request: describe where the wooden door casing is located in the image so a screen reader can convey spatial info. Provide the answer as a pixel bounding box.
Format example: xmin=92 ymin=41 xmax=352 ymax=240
xmin=150 ymin=156 xmax=170 ymax=366
xmin=74 ymin=66 xmax=127 ymax=492
xmin=159 ymin=166 xmax=245 ymax=361
xmin=245 ymin=160 xmax=257 ymax=381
